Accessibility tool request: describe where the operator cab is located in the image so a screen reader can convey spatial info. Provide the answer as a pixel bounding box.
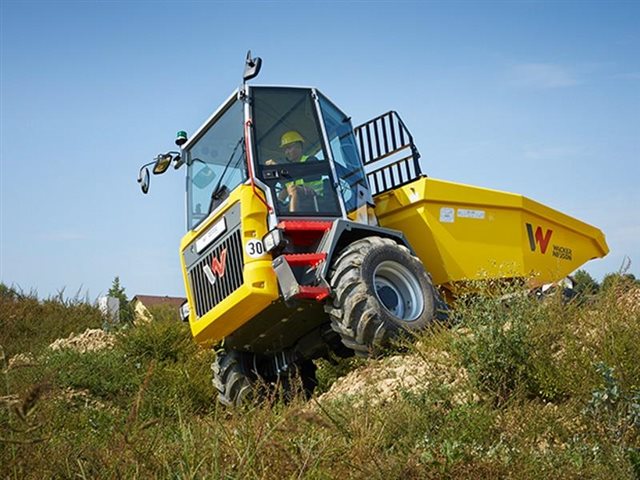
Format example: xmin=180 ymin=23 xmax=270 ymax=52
xmin=182 ymin=86 xmax=370 ymax=230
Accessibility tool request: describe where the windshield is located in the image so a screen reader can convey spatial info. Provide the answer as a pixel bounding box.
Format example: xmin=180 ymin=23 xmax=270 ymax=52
xmin=318 ymin=94 xmax=368 ymax=213
xmin=185 ymin=99 xmax=246 ymax=229
xmin=252 ymin=87 xmax=342 ymax=217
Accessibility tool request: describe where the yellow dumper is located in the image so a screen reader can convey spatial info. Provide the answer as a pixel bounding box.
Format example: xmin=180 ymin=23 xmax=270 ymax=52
xmin=138 ymin=53 xmax=608 ymax=405
xmin=375 ymin=176 xmax=609 ymax=288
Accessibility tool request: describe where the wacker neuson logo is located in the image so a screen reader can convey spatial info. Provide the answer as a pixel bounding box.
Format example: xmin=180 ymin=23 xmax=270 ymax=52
xmin=203 ymin=248 xmax=228 ymax=285
xmin=526 ymin=223 xmax=572 ymax=261
xmin=526 ymin=223 xmax=552 ymax=254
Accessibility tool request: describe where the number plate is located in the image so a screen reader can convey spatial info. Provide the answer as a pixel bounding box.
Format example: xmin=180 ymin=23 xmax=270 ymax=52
xmin=195 ymin=218 xmax=227 ymax=254
xmin=245 ymin=239 xmax=266 ymax=258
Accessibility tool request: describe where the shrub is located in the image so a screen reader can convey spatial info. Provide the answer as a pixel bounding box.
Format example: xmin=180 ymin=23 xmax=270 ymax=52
xmin=453 ymin=284 xmax=545 ymax=404
xmin=46 ymin=348 xmax=142 ymax=406
xmin=573 ymin=269 xmax=600 ymax=296
xmin=116 ymin=313 xmax=216 ymax=417
xmin=118 ymin=309 xmax=194 ymax=363
xmin=601 ymin=273 xmax=639 ymax=292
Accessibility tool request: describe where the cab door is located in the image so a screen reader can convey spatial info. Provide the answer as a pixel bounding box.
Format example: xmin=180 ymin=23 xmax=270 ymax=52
xmin=250 ymin=86 xmax=344 ymax=218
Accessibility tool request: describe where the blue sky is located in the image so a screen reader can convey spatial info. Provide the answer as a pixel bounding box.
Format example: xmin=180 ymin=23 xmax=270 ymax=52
xmin=1 ymin=1 xmax=638 ymax=299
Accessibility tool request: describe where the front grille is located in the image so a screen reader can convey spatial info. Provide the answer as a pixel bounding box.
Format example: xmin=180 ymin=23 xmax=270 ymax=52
xmin=188 ymin=229 xmax=244 ymax=318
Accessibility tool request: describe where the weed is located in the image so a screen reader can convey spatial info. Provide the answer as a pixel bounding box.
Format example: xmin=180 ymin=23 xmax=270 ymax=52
xmin=452 ymin=283 xmax=544 ymax=404
xmin=0 ymin=286 xmax=103 ymax=358
xmin=2 ymin=277 xmax=639 ymax=478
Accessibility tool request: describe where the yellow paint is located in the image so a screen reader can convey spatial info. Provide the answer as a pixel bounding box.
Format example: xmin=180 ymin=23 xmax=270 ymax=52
xmin=180 ymin=176 xmax=609 ymax=347
xmin=179 ymin=185 xmax=279 ymax=346
xmin=374 ymin=177 xmax=609 ymax=287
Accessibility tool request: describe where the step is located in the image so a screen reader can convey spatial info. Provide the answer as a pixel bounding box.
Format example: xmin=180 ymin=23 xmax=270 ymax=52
xmin=283 ymin=252 xmax=327 ymax=267
xmin=295 ymin=286 xmax=330 ymax=302
xmin=277 ymin=221 xmax=333 ymax=247
xmin=278 ymin=220 xmax=333 ymax=232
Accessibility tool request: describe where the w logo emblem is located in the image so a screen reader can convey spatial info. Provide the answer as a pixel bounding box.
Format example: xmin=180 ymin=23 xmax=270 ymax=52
xmin=203 ymin=248 xmax=228 ymax=285
xmin=526 ymin=223 xmax=553 ymax=254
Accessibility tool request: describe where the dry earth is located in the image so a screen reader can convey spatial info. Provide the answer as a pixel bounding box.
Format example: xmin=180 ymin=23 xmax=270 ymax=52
xmin=317 ymin=350 xmax=477 ymax=407
xmin=48 ymin=328 xmax=116 ymax=353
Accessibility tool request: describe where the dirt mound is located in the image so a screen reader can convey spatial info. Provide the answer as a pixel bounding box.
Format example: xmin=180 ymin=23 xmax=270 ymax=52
xmin=317 ymin=350 xmax=476 ymax=407
xmin=6 ymin=352 xmax=37 ymax=370
xmin=48 ymin=329 xmax=116 ymax=353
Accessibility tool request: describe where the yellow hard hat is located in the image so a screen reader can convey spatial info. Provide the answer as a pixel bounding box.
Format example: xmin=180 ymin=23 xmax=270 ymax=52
xmin=280 ymin=130 xmax=304 ymax=148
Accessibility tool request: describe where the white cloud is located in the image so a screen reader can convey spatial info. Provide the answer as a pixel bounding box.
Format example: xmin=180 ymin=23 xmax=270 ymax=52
xmin=511 ymin=63 xmax=578 ymax=89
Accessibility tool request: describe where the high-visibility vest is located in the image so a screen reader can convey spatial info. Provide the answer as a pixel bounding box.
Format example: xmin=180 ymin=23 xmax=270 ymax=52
xmin=286 ymin=155 xmax=324 ymax=196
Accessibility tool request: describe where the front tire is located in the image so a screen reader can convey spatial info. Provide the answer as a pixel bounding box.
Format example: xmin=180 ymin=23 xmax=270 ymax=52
xmin=212 ymin=349 xmax=318 ymax=407
xmin=212 ymin=349 xmax=255 ymax=407
xmin=325 ymin=236 xmax=445 ymax=356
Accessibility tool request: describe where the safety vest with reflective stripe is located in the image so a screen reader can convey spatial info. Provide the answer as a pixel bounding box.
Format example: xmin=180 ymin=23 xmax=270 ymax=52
xmin=286 ymin=155 xmax=324 ymax=196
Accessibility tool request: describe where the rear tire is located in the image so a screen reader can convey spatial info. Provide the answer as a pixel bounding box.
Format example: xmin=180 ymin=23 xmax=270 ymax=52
xmin=325 ymin=236 xmax=445 ymax=356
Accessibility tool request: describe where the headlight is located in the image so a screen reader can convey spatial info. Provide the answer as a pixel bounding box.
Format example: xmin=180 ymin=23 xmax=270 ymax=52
xmin=180 ymin=301 xmax=190 ymax=322
xmin=262 ymin=228 xmax=285 ymax=253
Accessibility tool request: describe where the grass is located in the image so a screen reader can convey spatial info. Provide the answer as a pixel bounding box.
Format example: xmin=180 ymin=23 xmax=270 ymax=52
xmin=1 ymin=281 xmax=639 ymax=479
xmin=0 ymin=286 xmax=103 ymax=358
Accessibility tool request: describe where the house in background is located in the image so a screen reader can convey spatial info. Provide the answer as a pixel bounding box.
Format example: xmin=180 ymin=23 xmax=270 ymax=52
xmin=130 ymin=295 xmax=187 ymax=323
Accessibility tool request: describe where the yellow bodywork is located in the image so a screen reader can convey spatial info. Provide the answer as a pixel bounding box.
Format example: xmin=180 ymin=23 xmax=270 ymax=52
xmin=180 ymin=185 xmax=279 ymax=346
xmin=375 ymin=177 xmax=609 ymax=288
xmin=181 ymin=177 xmax=609 ymax=346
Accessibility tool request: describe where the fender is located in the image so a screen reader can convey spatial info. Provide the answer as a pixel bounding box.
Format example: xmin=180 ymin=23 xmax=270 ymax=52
xmin=316 ymin=219 xmax=414 ymax=282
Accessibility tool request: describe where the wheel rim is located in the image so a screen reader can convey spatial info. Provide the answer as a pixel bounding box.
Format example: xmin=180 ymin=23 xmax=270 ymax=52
xmin=373 ymin=260 xmax=424 ymax=321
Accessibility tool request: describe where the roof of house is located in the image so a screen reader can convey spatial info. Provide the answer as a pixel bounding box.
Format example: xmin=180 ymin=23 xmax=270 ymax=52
xmin=131 ymin=295 xmax=186 ymax=309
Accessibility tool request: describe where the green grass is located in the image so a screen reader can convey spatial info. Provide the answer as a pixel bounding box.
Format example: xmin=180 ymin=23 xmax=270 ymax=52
xmin=1 ymin=282 xmax=639 ymax=479
xmin=0 ymin=286 xmax=103 ymax=358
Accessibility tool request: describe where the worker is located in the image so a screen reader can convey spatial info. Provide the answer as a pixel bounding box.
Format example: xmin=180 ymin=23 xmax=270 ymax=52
xmin=265 ymin=130 xmax=322 ymax=212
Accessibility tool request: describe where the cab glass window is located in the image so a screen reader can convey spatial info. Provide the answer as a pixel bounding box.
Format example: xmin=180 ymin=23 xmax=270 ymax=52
xmin=318 ymin=94 xmax=369 ymax=213
xmin=185 ymin=99 xmax=246 ymax=229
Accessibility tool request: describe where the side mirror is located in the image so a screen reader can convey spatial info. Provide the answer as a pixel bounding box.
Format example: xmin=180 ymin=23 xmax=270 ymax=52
xmin=153 ymin=153 xmax=172 ymax=175
xmin=137 ymin=151 xmax=181 ymax=194
xmin=243 ymin=50 xmax=262 ymax=82
xmin=137 ymin=166 xmax=150 ymax=194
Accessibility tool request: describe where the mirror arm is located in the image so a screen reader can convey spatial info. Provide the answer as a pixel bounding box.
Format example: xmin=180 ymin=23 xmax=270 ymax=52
xmin=165 ymin=151 xmax=185 ymax=170
xmin=137 ymin=160 xmax=155 ymax=181
xmin=137 ymin=150 xmax=183 ymax=194
xmin=139 ymin=160 xmax=156 ymax=171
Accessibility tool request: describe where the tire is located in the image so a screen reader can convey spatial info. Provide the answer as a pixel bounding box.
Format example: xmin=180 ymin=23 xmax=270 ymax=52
xmin=325 ymin=236 xmax=445 ymax=357
xmin=212 ymin=349 xmax=256 ymax=407
xmin=213 ymin=350 xmax=318 ymax=407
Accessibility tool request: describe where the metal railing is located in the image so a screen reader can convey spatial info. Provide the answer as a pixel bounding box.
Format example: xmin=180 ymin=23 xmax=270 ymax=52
xmin=354 ymin=111 xmax=423 ymax=196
